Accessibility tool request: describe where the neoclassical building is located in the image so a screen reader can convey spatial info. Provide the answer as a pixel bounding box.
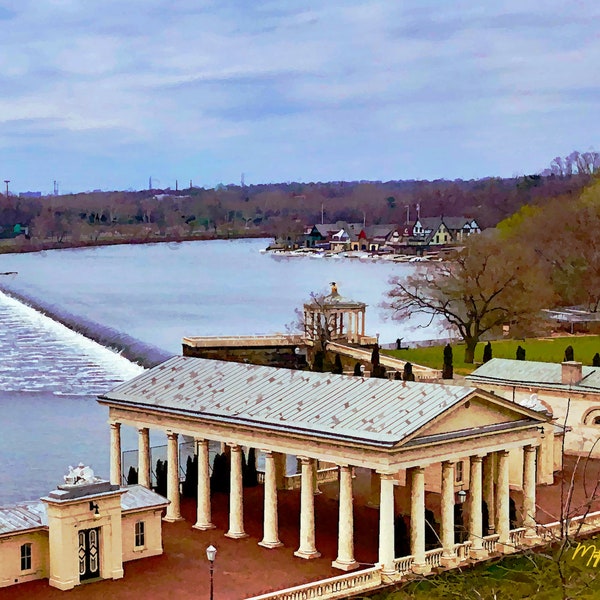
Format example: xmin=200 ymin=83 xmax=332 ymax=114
xmin=98 ymin=356 xmax=553 ymax=576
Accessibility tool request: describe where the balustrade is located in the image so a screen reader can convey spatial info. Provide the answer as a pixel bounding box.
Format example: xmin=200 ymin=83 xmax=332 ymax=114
xmin=394 ymin=555 xmax=415 ymax=575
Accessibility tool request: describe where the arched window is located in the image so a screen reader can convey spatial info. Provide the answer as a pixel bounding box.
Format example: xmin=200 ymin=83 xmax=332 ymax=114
xmin=583 ymin=408 xmax=600 ymax=426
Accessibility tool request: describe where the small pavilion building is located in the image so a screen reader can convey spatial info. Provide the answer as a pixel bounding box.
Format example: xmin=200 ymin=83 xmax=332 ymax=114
xmin=98 ymin=356 xmax=553 ymax=576
xmin=0 ymin=465 xmax=168 ymax=591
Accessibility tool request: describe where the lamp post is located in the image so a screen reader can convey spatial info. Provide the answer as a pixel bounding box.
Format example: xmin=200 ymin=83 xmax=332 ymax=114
xmin=4 ymin=180 xmax=9 ymax=198
xmin=206 ymin=545 xmax=217 ymax=600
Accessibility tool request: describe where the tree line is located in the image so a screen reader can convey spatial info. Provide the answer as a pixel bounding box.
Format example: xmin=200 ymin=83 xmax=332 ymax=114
xmin=387 ymin=177 xmax=600 ymax=362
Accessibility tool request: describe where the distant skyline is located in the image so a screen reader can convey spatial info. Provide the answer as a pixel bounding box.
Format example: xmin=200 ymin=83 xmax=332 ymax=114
xmin=1 ymin=1 xmax=598 ymax=195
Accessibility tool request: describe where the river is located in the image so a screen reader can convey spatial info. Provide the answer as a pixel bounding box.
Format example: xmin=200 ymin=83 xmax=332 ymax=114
xmin=0 ymin=238 xmax=445 ymax=503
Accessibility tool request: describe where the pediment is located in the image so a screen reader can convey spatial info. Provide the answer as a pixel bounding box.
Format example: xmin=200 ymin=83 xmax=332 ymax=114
xmin=401 ymin=391 xmax=546 ymax=445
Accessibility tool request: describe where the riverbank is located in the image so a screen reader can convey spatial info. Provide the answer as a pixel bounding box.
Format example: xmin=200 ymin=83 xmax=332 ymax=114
xmin=0 ymin=229 xmax=269 ymax=255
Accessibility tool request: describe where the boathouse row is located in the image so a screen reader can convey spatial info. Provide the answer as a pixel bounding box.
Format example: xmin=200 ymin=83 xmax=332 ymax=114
xmin=98 ymin=356 xmax=558 ymax=578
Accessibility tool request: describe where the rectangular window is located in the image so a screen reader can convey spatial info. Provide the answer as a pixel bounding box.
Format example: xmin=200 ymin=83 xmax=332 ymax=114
xmin=134 ymin=521 xmax=145 ymax=548
xmin=20 ymin=543 xmax=32 ymax=571
xmin=455 ymin=461 xmax=464 ymax=483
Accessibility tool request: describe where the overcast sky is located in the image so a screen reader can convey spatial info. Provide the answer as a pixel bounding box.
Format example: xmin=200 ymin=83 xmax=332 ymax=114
xmin=1 ymin=0 xmax=598 ymax=194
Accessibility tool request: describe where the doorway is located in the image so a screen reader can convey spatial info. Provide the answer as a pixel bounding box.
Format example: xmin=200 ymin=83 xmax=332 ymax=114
xmin=78 ymin=527 xmax=100 ymax=581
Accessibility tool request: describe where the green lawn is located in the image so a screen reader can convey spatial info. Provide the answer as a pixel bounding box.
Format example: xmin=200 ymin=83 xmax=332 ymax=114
xmin=384 ymin=335 xmax=600 ymax=376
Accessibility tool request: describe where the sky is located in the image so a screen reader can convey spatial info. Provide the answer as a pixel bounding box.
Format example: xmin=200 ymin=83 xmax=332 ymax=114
xmin=0 ymin=0 xmax=599 ymax=194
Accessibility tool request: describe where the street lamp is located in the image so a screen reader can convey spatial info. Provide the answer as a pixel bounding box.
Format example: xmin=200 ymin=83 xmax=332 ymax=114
xmin=206 ymin=545 xmax=217 ymax=600
xmin=457 ymin=486 xmax=467 ymax=504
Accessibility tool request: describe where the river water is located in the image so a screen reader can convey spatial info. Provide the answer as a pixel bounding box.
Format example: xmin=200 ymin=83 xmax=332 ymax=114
xmin=0 ymin=239 xmax=444 ymax=504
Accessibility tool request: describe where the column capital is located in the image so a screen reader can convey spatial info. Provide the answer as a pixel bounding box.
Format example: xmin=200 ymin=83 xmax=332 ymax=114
xmin=297 ymin=456 xmax=313 ymax=465
xmin=524 ymin=444 xmax=537 ymax=454
xmin=109 ymin=421 xmax=121 ymax=429
xmin=137 ymin=425 xmax=149 ymax=433
xmin=409 ymin=466 xmax=426 ymax=474
xmin=441 ymin=460 xmax=456 ymax=467
xmin=377 ymin=471 xmax=397 ymax=481
xmin=227 ymin=442 xmax=242 ymax=451
xmin=470 ymin=454 xmax=484 ymax=463
xmin=193 ymin=436 xmax=206 ymax=443
xmin=166 ymin=430 xmax=178 ymax=440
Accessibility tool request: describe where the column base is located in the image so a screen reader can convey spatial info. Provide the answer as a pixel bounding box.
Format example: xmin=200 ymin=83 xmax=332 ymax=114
xmin=469 ymin=547 xmax=488 ymax=560
xmin=332 ymin=558 xmax=359 ymax=571
xmin=163 ymin=515 xmax=185 ymax=523
xmin=111 ymin=568 xmax=124 ymax=580
xmin=411 ymin=562 xmax=431 ymax=575
xmin=294 ymin=549 xmax=321 ymax=560
xmin=49 ymin=577 xmax=76 ymax=591
xmin=440 ymin=554 xmax=460 ymax=568
xmin=225 ymin=531 xmax=249 ymax=539
xmin=366 ymin=501 xmax=380 ymax=510
xmin=258 ymin=539 xmax=283 ymax=549
xmin=193 ymin=522 xmax=216 ymax=531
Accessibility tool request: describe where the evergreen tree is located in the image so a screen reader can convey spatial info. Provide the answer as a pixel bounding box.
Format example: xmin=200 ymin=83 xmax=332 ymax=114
xmin=126 ymin=465 xmax=138 ymax=485
xmin=442 ymin=344 xmax=453 ymax=379
xmin=155 ymin=459 xmax=168 ymax=496
xmin=403 ymin=362 xmax=415 ymax=381
xmin=243 ymin=448 xmax=259 ymax=487
xmin=353 ymin=362 xmax=363 ymax=376
xmin=371 ymin=344 xmax=380 ymax=366
xmin=210 ymin=453 xmax=230 ymax=493
xmin=332 ymin=354 xmax=343 ymax=374
xmin=483 ymin=342 xmax=492 ymax=363
xmin=516 ymin=345 xmax=526 ymax=361
xmin=564 ymin=345 xmax=574 ymax=362
xmin=182 ymin=454 xmax=198 ymax=497
xmin=394 ymin=370 xmax=402 ymax=380
xmin=593 ymin=353 xmax=600 ymax=367
xmin=313 ymin=350 xmax=325 ymax=372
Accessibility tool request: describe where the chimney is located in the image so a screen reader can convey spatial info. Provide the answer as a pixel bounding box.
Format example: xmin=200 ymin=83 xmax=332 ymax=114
xmin=561 ymin=361 xmax=582 ymax=385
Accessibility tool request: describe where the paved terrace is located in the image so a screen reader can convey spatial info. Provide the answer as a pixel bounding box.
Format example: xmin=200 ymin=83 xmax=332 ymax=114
xmin=6 ymin=456 xmax=600 ymax=600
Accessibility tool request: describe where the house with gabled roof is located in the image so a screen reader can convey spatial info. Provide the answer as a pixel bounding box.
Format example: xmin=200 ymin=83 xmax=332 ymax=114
xmin=467 ymin=359 xmax=600 ymax=459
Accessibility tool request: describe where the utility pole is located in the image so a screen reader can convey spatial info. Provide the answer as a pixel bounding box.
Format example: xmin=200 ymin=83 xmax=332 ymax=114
xmin=149 ymin=177 xmax=152 ymax=191
xmin=189 ymin=179 xmax=192 ymax=189
xmin=175 ymin=179 xmax=178 ymax=192
xmin=4 ymin=180 xmax=9 ymax=198
xmin=321 ymin=202 xmax=324 ymax=225
xmin=53 ymin=180 xmax=59 ymax=195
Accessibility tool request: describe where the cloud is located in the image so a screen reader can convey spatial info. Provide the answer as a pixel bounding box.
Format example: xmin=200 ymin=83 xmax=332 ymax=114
xmin=1 ymin=1 xmax=599 ymax=191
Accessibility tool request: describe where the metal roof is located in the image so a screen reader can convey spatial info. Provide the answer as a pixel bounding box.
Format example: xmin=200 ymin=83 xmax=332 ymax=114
xmin=467 ymin=358 xmax=600 ymax=393
xmin=99 ymin=356 xmax=479 ymax=447
xmin=0 ymin=486 xmax=167 ymax=536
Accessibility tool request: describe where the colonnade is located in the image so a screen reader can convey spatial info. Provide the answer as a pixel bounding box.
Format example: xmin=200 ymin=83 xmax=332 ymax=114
xmin=303 ymin=307 xmax=366 ymax=343
xmin=109 ymin=421 xmax=539 ymax=573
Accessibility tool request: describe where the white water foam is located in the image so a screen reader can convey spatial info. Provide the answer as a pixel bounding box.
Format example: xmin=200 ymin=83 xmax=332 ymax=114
xmin=0 ymin=290 xmax=145 ymax=384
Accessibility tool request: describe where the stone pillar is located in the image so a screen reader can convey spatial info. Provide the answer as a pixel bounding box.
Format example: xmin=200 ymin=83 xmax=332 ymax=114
xmin=294 ymin=457 xmax=321 ymax=559
xmin=361 ymin=309 xmax=365 ymax=336
xmin=137 ymin=427 xmax=151 ymax=488
xmin=523 ymin=445 xmax=538 ymax=540
xmin=483 ymin=454 xmax=495 ymax=535
xmin=378 ymin=473 xmax=396 ymax=575
xmin=468 ymin=455 xmax=486 ymax=559
xmin=312 ymin=459 xmax=321 ymax=495
xmin=226 ymin=444 xmax=248 ymax=538
xmin=440 ymin=461 xmax=458 ymax=567
xmin=259 ymin=450 xmax=282 ymax=548
xmin=164 ymin=431 xmax=183 ymax=522
xmin=496 ymin=450 xmax=510 ymax=548
xmin=332 ymin=465 xmax=359 ymax=571
xmin=193 ymin=439 xmax=215 ymax=530
xmin=410 ymin=467 xmax=430 ymax=574
xmin=110 ymin=422 xmax=122 ymax=486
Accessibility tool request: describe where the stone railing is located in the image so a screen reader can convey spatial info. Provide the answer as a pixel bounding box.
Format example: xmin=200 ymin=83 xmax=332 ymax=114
xmin=394 ymin=555 xmax=415 ymax=576
xmin=454 ymin=540 xmax=472 ymax=561
xmin=257 ymin=467 xmax=339 ymax=490
xmin=536 ymin=510 xmax=600 ymax=542
xmin=245 ymin=566 xmax=382 ymax=600
xmin=183 ymin=334 xmax=305 ymax=348
xmin=424 ymin=548 xmax=444 ymax=569
xmin=509 ymin=528 xmax=527 ymax=547
xmin=482 ymin=534 xmax=499 ymax=554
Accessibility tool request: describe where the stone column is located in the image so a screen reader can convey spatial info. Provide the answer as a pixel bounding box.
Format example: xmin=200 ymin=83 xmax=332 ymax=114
xmin=361 ymin=309 xmax=365 ymax=336
xmin=468 ymin=455 xmax=486 ymax=559
xmin=483 ymin=454 xmax=495 ymax=535
xmin=523 ymin=445 xmax=538 ymax=539
xmin=164 ymin=431 xmax=183 ymax=522
xmin=226 ymin=444 xmax=248 ymax=538
xmin=440 ymin=461 xmax=458 ymax=567
xmin=259 ymin=450 xmax=282 ymax=548
xmin=312 ymin=459 xmax=321 ymax=495
xmin=137 ymin=427 xmax=151 ymax=488
xmin=378 ymin=473 xmax=396 ymax=575
xmin=496 ymin=450 xmax=510 ymax=548
xmin=294 ymin=457 xmax=321 ymax=559
xmin=332 ymin=465 xmax=359 ymax=571
xmin=410 ymin=467 xmax=430 ymax=574
xmin=193 ymin=439 xmax=215 ymax=530
xmin=110 ymin=422 xmax=122 ymax=486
